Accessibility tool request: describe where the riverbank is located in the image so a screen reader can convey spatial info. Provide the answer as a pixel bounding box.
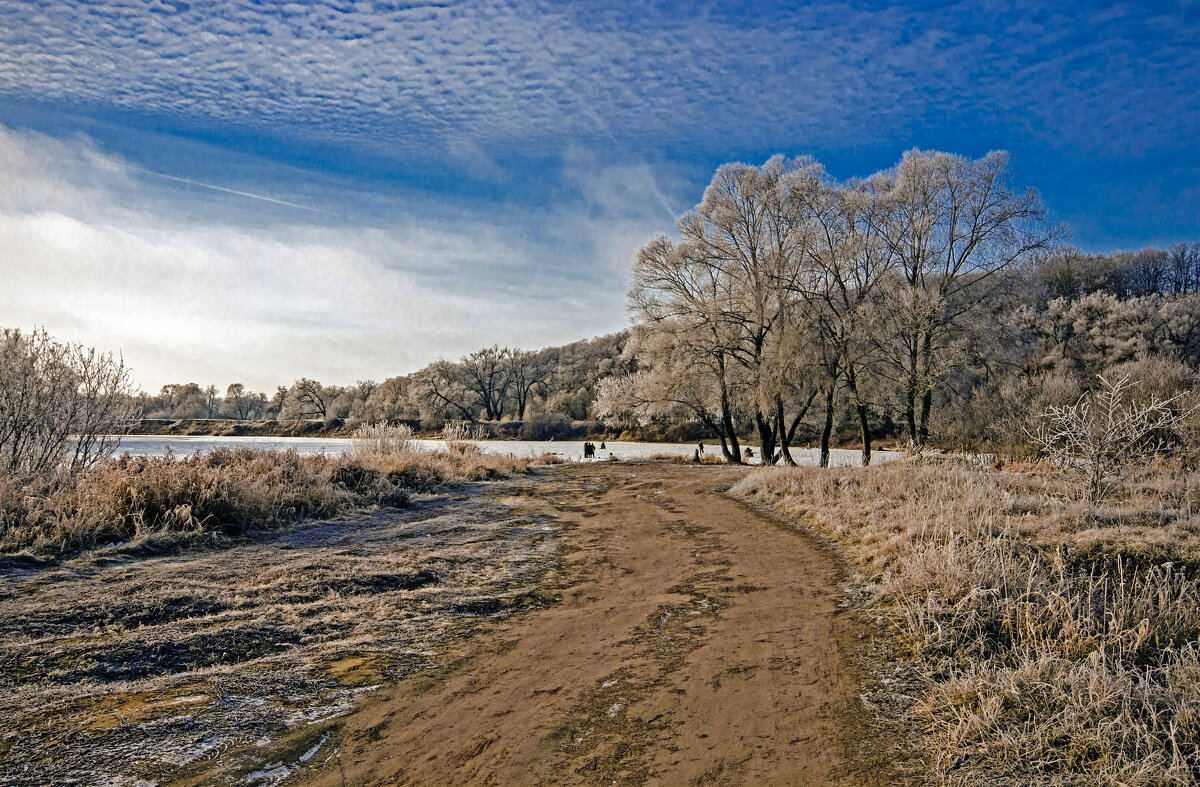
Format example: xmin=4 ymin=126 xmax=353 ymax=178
xmin=131 ymin=418 xmax=366 ymax=437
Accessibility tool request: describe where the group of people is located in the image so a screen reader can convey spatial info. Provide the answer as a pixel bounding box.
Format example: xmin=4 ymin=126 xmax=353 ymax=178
xmin=582 ymin=441 xmax=605 ymax=459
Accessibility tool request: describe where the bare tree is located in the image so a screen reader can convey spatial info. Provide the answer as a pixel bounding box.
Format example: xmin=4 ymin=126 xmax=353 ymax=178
xmin=284 ymin=378 xmax=334 ymax=419
xmin=0 ymin=328 xmax=137 ymax=477
xmin=594 ymin=325 xmax=746 ymax=461
xmin=1167 ymin=241 xmax=1200 ymax=294
xmin=629 ymin=235 xmax=746 ymax=461
xmin=461 ymin=346 xmax=514 ymax=420
xmin=791 ymin=173 xmax=892 ymax=466
xmin=869 ymin=150 xmax=1059 ymax=450
xmin=363 ymin=377 xmax=412 ymax=424
xmin=673 ymin=156 xmax=820 ymax=464
xmin=224 ymin=383 xmax=268 ymax=420
xmin=418 ymin=360 xmax=479 ymax=422
xmin=506 ymin=349 xmax=553 ymax=420
xmin=1030 ymin=375 xmax=1193 ymax=503
xmin=201 ymin=384 xmax=218 ymax=418
xmin=268 ymin=386 xmax=288 ymax=419
xmin=225 ymin=383 xmax=252 ymax=419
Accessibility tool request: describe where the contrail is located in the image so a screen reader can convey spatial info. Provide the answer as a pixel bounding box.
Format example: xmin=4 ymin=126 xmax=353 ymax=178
xmin=581 ymin=107 xmax=679 ymax=222
xmin=123 ymin=165 xmax=337 ymax=216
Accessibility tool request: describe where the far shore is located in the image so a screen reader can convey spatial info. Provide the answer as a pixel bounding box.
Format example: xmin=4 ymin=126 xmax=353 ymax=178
xmin=126 ymin=418 xmax=904 ymax=452
xmin=128 ymin=417 xmax=628 ymax=441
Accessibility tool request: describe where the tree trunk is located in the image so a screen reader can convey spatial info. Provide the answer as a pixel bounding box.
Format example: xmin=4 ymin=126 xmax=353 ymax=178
xmin=516 ymin=390 xmax=528 ymax=421
xmin=905 ymin=393 xmax=917 ymax=450
xmin=777 ymin=390 xmax=817 ymax=466
xmin=916 ymin=330 xmax=935 ymax=448
xmin=905 ymin=334 xmax=919 ymax=447
xmin=918 ymin=388 xmax=933 ymax=448
xmin=755 ymin=410 xmax=776 ymax=466
xmin=776 ymin=397 xmax=795 ymax=466
xmin=718 ymin=383 xmax=741 ymax=463
xmin=819 ymin=385 xmax=835 ymax=468
xmin=857 ymin=403 xmax=872 ymax=467
xmin=845 ymin=365 xmax=871 ymax=466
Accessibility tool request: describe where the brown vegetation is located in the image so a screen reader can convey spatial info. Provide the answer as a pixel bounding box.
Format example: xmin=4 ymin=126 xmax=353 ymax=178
xmin=733 ymin=459 xmax=1200 ymax=785
xmin=0 ymin=443 xmax=556 ymax=559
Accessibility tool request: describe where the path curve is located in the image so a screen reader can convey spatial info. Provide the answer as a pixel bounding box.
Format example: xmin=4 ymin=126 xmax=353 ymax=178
xmin=301 ymin=461 xmax=892 ymax=786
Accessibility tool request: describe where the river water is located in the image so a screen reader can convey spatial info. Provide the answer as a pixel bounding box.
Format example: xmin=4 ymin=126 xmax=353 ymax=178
xmin=114 ymin=435 xmax=886 ymax=466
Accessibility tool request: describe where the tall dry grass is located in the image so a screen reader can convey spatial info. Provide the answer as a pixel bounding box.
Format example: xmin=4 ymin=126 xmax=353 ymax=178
xmin=441 ymin=421 xmax=487 ymax=454
xmin=0 ymin=439 xmax=558 ymax=558
xmin=346 ymin=421 xmax=416 ymax=457
xmin=733 ymin=459 xmax=1200 ymax=785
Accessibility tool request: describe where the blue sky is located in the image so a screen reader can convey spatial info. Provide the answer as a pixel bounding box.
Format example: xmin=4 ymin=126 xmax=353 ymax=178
xmin=1 ymin=0 xmax=1198 ymax=390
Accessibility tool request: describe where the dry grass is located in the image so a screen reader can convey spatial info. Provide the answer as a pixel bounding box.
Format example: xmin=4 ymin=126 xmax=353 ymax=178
xmin=0 ymin=443 xmax=558 ymax=558
xmin=346 ymin=422 xmax=416 ymax=457
xmin=733 ymin=458 xmax=1200 ymax=786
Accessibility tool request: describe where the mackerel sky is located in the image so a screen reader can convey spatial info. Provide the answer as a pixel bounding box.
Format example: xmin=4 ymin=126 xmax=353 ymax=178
xmin=1 ymin=0 xmax=1198 ymax=390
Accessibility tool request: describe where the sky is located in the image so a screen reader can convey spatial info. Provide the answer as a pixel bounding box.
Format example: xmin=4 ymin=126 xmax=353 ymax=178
xmin=1 ymin=0 xmax=1198 ymax=392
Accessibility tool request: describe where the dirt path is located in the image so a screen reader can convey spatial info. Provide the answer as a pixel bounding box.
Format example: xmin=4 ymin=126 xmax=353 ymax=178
xmin=298 ymin=462 xmax=891 ymax=786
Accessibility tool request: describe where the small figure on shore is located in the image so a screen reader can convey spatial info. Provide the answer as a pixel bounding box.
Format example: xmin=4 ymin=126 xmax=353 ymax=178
xmin=693 ymin=449 xmax=701 ymax=463
xmin=698 ymin=441 xmax=704 ymax=455
xmin=743 ymin=446 xmax=754 ymax=461
xmin=600 ymin=441 xmax=606 ymax=450
xmin=583 ymin=442 xmax=595 ymax=459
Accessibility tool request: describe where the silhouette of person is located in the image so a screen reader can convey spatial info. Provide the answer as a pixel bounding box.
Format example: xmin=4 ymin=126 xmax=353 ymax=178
xmin=743 ymin=447 xmax=754 ymax=461
xmin=600 ymin=442 xmax=606 ymax=450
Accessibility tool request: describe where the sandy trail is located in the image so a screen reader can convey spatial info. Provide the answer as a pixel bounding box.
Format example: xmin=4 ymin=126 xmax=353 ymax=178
xmin=299 ymin=461 xmax=891 ymax=786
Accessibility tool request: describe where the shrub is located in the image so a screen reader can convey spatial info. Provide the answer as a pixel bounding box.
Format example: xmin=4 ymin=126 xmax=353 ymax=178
xmin=346 ymin=423 xmax=416 ymax=458
xmin=519 ymin=412 xmax=575 ymax=441
xmin=1030 ymin=375 xmax=1194 ymax=502
xmin=0 ymin=327 xmax=136 ymax=477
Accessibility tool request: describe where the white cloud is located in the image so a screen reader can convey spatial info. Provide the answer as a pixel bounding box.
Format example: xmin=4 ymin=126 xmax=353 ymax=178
xmin=0 ymin=124 xmax=651 ymax=391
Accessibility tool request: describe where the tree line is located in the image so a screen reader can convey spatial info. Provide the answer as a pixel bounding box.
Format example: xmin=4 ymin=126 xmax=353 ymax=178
xmin=137 ymin=333 xmax=632 ymax=429
xmin=593 ymin=149 xmax=1200 ymax=465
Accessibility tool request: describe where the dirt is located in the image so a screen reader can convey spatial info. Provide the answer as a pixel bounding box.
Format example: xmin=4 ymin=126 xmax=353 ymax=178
xmin=0 ymin=485 xmax=562 ymax=784
xmin=0 ymin=461 xmax=900 ymax=785
xmin=294 ymin=461 xmax=896 ymax=786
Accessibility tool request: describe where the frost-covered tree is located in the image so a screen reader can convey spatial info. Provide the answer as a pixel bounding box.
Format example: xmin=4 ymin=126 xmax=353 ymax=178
xmin=868 ymin=150 xmax=1059 ymax=449
xmin=0 ymin=328 xmax=137 ymax=476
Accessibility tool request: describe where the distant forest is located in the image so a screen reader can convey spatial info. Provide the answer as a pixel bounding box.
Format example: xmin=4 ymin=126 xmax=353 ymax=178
xmin=138 ymin=151 xmax=1200 ymax=460
xmin=138 ymin=332 xmax=634 ymax=434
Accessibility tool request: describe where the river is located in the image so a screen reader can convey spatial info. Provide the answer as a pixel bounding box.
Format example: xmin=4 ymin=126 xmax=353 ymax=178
xmin=114 ymin=435 xmax=885 ymax=466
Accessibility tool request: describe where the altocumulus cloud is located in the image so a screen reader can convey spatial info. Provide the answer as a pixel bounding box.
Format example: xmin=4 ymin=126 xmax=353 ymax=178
xmin=0 ymin=125 xmax=662 ymax=391
xmin=1 ymin=0 xmax=1197 ymax=161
